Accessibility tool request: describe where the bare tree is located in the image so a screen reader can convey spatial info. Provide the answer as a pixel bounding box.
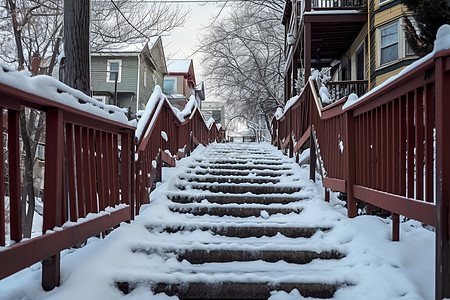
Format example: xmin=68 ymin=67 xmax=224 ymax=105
xmin=198 ymin=2 xmax=284 ymax=139
xmin=91 ymin=0 xmax=187 ymax=51
xmin=0 ymin=0 xmax=187 ymax=237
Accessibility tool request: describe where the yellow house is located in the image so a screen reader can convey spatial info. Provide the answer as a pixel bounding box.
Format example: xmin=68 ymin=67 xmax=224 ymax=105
xmin=282 ymin=0 xmax=418 ymax=102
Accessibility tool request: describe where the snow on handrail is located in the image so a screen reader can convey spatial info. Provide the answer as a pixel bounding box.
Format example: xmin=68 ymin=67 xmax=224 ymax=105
xmin=0 ymin=65 xmax=135 ymax=127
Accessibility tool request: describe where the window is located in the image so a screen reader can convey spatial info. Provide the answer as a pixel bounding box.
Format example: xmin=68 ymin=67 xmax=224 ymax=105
xmin=153 ymin=73 xmax=157 ymax=87
xmin=380 ymin=22 xmax=399 ymax=65
xmin=212 ymin=110 xmax=222 ymax=124
xmin=163 ymin=77 xmax=177 ymax=94
xmin=107 ymin=59 xmax=122 ymax=82
xmin=356 ymin=43 xmax=364 ymax=80
xmin=143 ymin=67 xmax=147 ymax=87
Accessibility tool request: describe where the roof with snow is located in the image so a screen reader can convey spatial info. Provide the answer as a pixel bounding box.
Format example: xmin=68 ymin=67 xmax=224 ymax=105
xmin=167 ymin=59 xmax=192 ymax=74
xmin=94 ymin=37 xmax=160 ymax=54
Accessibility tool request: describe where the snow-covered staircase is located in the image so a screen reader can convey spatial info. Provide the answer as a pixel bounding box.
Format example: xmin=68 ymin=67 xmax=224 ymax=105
xmin=116 ymin=143 xmax=348 ymax=299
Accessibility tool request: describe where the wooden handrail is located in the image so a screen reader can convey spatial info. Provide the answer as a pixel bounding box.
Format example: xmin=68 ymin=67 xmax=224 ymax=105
xmin=272 ymin=49 xmax=450 ymax=297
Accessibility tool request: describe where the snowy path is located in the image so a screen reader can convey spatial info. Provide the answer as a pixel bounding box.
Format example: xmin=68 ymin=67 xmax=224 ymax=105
xmin=0 ymin=143 xmax=434 ymax=300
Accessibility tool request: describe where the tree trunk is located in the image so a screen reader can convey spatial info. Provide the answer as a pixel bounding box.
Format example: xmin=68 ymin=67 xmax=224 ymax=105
xmin=19 ymin=108 xmax=35 ymax=238
xmin=7 ymin=0 xmax=26 ymax=69
xmin=63 ymin=0 xmax=91 ymax=95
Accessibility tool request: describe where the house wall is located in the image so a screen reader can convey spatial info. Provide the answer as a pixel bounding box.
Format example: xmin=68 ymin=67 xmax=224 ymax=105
xmin=91 ymin=56 xmax=138 ymax=97
xmin=368 ymin=0 xmax=417 ymax=88
xmin=336 ymin=25 xmax=368 ymax=81
xmin=176 ymin=75 xmax=184 ymax=94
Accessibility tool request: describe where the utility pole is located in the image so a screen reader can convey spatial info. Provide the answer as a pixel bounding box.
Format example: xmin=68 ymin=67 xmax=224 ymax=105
xmin=63 ymin=0 xmax=91 ymax=95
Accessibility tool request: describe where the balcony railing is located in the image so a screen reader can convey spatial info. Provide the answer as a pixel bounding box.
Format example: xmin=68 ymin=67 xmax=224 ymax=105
xmin=326 ymin=80 xmax=368 ymax=101
xmin=311 ymin=0 xmax=367 ymax=10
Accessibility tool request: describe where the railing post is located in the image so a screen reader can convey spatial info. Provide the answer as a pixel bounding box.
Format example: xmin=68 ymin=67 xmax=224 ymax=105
xmin=42 ymin=107 xmax=64 ymax=291
xmin=288 ymin=110 xmax=293 ymax=158
xmin=435 ymin=54 xmax=450 ymax=300
xmin=309 ymin=127 xmax=316 ymax=182
xmin=344 ymin=110 xmax=357 ymax=218
xmin=121 ymin=131 xmax=133 ymax=221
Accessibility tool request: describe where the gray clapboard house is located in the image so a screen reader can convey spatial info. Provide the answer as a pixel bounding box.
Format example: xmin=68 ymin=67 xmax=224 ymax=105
xmin=91 ymin=37 xmax=167 ymax=116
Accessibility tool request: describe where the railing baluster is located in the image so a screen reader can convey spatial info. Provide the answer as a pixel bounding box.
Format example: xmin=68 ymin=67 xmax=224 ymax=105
xmin=74 ymin=125 xmax=85 ymax=218
xmin=8 ymin=109 xmax=21 ymax=243
xmin=424 ymin=83 xmax=434 ymax=203
xmin=415 ymin=88 xmax=424 ymax=200
xmin=66 ymin=123 xmax=77 ymax=222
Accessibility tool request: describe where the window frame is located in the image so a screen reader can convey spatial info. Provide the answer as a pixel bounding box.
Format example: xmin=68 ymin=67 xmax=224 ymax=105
xmin=379 ymin=21 xmax=399 ymax=66
xmin=163 ymin=76 xmax=177 ymax=94
xmin=106 ymin=59 xmax=122 ymax=83
xmin=143 ymin=67 xmax=147 ymax=87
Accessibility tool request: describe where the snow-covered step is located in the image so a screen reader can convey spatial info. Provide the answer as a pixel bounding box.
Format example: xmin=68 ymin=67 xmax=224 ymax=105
xmin=168 ymin=193 xmax=305 ymax=205
xmin=196 ymin=159 xmax=288 ymax=166
xmin=117 ymin=281 xmax=343 ymax=299
xmin=175 ymin=182 xmax=301 ymax=195
xmin=187 ymin=169 xmax=294 ymax=177
xmin=146 ymin=224 xmax=330 ymax=238
xmin=169 ymin=204 xmax=301 ymax=217
xmin=132 ymin=247 xmax=344 ymax=264
xmin=179 ymin=174 xmax=281 ymax=184
xmin=190 ymin=163 xmax=291 ymax=171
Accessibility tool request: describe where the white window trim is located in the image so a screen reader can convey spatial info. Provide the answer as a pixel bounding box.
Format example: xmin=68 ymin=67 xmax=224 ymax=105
xmin=106 ymin=59 xmax=122 ymax=83
xmin=377 ymin=20 xmax=405 ymax=68
xmin=143 ymin=67 xmax=147 ymax=87
xmin=164 ymin=76 xmax=178 ymax=94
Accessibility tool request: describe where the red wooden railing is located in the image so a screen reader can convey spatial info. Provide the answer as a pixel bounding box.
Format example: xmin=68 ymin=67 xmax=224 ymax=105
xmin=134 ymin=96 xmax=222 ymax=215
xmin=272 ymin=49 xmax=450 ymax=297
xmin=0 ymin=69 xmax=222 ymax=290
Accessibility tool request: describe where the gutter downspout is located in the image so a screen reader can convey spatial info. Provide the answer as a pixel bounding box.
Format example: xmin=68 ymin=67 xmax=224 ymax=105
xmin=137 ymin=54 xmax=141 ymax=111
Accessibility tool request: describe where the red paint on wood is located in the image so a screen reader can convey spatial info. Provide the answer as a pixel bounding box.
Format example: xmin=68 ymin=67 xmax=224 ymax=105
xmin=415 ymin=88 xmax=424 ymax=200
xmin=353 ymin=185 xmax=435 ymax=226
xmin=8 ymin=109 xmax=21 ymax=243
xmin=424 ymin=84 xmax=434 ymax=203
xmin=74 ymin=126 xmax=85 ymax=218
xmin=65 ymin=123 xmax=77 ymax=222
xmin=42 ymin=107 xmax=64 ymax=290
xmin=0 ymin=206 xmax=130 ymax=281
xmin=435 ymin=55 xmax=450 ymax=299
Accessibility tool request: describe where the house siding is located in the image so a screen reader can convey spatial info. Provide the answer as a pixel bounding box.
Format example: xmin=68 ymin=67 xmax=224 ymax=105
xmin=91 ymin=56 xmax=138 ymax=94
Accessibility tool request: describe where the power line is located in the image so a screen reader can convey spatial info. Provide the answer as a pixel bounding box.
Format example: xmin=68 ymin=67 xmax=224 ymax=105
xmin=110 ymin=0 xmax=156 ymax=40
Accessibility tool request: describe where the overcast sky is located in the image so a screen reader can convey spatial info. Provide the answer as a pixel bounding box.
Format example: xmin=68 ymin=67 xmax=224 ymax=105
xmin=161 ymin=2 xmax=230 ymax=87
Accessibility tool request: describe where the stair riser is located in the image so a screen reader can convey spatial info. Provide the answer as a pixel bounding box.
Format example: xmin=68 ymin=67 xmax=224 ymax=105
xmin=117 ymin=281 xmax=341 ymax=299
xmin=169 ymin=195 xmax=304 ymax=205
xmin=176 ymin=185 xmax=301 ymax=195
xmin=148 ymin=226 xmax=328 ymax=238
xmin=179 ymin=177 xmax=280 ymax=184
xmin=133 ymin=248 xmax=345 ymax=264
xmin=196 ymin=160 xmax=286 ymax=166
xmin=190 ymin=165 xmax=290 ymax=171
xmin=169 ymin=206 xmax=301 ymax=217
xmin=188 ymin=170 xmax=293 ymax=177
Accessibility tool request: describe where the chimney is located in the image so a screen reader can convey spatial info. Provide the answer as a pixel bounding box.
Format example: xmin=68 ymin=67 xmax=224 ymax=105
xmin=31 ymin=53 xmax=41 ymax=76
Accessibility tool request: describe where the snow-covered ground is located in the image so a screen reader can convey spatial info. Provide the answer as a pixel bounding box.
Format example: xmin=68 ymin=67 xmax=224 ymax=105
xmin=0 ymin=143 xmax=434 ymax=300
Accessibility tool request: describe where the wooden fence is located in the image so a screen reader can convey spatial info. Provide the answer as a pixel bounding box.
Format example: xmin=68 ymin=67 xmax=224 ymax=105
xmin=272 ymin=49 xmax=450 ymax=298
xmin=0 ymin=69 xmax=222 ymax=290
